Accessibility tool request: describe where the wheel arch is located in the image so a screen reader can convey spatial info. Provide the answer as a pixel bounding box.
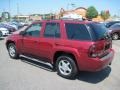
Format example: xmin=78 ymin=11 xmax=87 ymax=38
xmin=6 ymin=40 xmax=16 ymax=49
xmin=112 ymin=32 xmax=120 ymax=36
xmin=53 ymin=51 xmax=79 ymax=69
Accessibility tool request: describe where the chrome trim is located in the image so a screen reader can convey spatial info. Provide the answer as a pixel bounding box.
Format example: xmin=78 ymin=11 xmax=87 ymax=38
xmin=20 ymin=55 xmax=53 ymax=68
xmin=101 ymin=51 xmax=113 ymax=61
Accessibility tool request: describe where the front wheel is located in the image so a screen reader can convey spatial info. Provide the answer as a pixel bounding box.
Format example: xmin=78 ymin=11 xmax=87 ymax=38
xmin=56 ymin=55 xmax=78 ymax=79
xmin=8 ymin=43 xmax=19 ymax=59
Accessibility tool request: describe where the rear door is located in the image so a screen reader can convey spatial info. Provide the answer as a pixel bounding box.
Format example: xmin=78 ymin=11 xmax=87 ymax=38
xmin=38 ymin=22 xmax=61 ymax=61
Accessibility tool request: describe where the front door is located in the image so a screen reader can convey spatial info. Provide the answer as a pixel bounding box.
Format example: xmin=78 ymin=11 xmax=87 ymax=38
xmin=21 ymin=23 xmax=42 ymax=57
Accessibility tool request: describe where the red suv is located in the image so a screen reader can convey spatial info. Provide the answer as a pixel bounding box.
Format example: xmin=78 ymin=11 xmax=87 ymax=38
xmin=6 ymin=20 xmax=114 ymax=79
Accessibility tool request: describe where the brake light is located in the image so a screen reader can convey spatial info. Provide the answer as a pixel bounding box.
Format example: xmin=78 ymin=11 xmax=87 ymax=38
xmin=89 ymin=44 xmax=97 ymax=58
xmin=89 ymin=43 xmax=104 ymax=58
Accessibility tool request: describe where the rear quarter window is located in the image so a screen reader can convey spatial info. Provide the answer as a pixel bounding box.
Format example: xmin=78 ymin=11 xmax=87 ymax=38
xmin=87 ymin=23 xmax=108 ymax=41
xmin=65 ymin=23 xmax=91 ymax=40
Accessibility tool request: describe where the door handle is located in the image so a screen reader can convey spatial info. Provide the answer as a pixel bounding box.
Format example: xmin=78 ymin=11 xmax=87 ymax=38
xmin=34 ymin=40 xmax=39 ymax=43
xmin=55 ymin=43 xmax=59 ymax=45
xmin=55 ymin=42 xmax=61 ymax=46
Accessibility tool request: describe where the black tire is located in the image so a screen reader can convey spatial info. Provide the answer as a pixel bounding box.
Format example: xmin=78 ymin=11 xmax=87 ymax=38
xmin=8 ymin=43 xmax=19 ymax=59
xmin=0 ymin=31 xmax=3 ymax=37
xmin=112 ymin=33 xmax=119 ymax=40
xmin=56 ymin=55 xmax=78 ymax=79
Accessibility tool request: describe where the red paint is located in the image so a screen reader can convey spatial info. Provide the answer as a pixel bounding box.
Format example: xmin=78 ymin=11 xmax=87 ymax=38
xmin=6 ymin=20 xmax=114 ymax=72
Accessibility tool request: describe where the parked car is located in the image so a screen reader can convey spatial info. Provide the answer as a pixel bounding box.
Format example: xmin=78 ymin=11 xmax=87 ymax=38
xmin=0 ymin=30 xmax=2 ymax=37
xmin=9 ymin=22 xmax=21 ymax=30
xmin=105 ymin=21 xmax=120 ymax=28
xmin=9 ymin=21 xmax=29 ymax=30
xmin=6 ymin=20 xmax=114 ymax=79
xmin=0 ymin=24 xmax=16 ymax=34
xmin=108 ymin=23 xmax=120 ymax=40
xmin=0 ymin=27 xmax=9 ymax=36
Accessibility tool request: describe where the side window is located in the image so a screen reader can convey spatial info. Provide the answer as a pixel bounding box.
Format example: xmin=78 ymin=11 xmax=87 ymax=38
xmin=25 ymin=23 xmax=42 ymax=37
xmin=44 ymin=23 xmax=60 ymax=38
xmin=65 ymin=23 xmax=91 ymax=40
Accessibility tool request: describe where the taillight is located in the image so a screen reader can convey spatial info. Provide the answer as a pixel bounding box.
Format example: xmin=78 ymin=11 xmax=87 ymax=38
xmin=89 ymin=43 xmax=104 ymax=58
xmin=89 ymin=44 xmax=97 ymax=58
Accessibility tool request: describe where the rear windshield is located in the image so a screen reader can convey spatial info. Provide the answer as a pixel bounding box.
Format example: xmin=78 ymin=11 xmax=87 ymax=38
xmin=65 ymin=23 xmax=91 ymax=41
xmin=87 ymin=23 xmax=108 ymax=41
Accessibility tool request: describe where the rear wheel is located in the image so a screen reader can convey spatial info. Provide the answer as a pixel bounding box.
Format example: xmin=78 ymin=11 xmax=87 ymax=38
xmin=112 ymin=33 xmax=119 ymax=40
xmin=8 ymin=43 xmax=19 ymax=59
xmin=56 ymin=55 xmax=78 ymax=79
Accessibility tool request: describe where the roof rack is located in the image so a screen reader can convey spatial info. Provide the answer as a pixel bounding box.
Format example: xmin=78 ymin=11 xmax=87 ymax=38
xmin=43 ymin=18 xmax=84 ymax=21
xmin=60 ymin=17 xmax=83 ymax=21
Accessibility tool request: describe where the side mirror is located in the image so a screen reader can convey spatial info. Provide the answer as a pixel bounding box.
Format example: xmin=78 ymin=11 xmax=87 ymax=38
xmin=19 ymin=31 xmax=25 ymax=36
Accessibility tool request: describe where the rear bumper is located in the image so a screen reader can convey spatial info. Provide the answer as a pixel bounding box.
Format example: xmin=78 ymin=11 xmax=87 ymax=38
xmin=78 ymin=49 xmax=114 ymax=72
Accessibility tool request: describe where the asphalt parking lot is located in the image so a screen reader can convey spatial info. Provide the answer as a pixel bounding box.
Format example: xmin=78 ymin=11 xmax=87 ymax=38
xmin=0 ymin=37 xmax=120 ymax=90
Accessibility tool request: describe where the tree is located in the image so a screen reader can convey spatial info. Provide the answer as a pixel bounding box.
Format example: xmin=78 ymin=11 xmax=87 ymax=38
xmin=86 ymin=6 xmax=98 ymax=20
xmin=101 ymin=10 xmax=110 ymax=21
xmin=1 ymin=12 xmax=11 ymax=21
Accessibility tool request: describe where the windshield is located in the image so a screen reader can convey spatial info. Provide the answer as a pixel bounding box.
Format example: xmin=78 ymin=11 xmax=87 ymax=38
xmin=87 ymin=23 xmax=109 ymax=41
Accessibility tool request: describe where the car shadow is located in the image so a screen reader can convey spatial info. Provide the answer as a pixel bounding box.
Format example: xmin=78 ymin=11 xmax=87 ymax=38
xmin=19 ymin=56 xmax=111 ymax=83
xmin=76 ymin=66 xmax=111 ymax=84
xmin=20 ymin=57 xmax=53 ymax=72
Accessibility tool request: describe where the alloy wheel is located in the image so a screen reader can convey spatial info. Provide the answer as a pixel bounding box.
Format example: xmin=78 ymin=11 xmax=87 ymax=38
xmin=9 ymin=45 xmax=16 ymax=57
xmin=112 ymin=33 xmax=119 ymax=40
xmin=58 ymin=60 xmax=72 ymax=76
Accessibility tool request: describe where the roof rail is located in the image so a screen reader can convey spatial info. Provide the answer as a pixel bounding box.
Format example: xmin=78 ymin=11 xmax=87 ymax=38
xmin=42 ymin=18 xmax=85 ymax=21
xmin=61 ymin=18 xmax=83 ymax=21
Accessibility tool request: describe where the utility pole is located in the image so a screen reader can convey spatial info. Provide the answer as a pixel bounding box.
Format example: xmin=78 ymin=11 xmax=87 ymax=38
xmin=67 ymin=3 xmax=75 ymax=10
xmin=71 ymin=3 xmax=75 ymax=9
xmin=17 ymin=3 xmax=19 ymax=16
xmin=67 ymin=3 xmax=70 ymax=10
xmin=9 ymin=0 xmax=11 ymax=13
xmin=118 ymin=9 xmax=120 ymax=20
xmin=17 ymin=3 xmax=19 ymax=21
xmin=9 ymin=0 xmax=11 ymax=21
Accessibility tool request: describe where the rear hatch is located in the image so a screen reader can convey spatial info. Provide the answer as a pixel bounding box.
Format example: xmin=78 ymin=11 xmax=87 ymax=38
xmin=87 ymin=22 xmax=112 ymax=58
